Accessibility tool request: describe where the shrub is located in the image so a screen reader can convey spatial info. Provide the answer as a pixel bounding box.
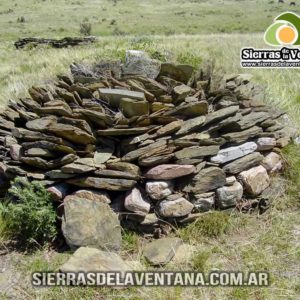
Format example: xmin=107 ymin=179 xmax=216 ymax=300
xmin=17 ymin=16 xmax=25 ymax=23
xmin=79 ymin=20 xmax=92 ymax=36
xmin=0 ymin=177 xmax=57 ymax=247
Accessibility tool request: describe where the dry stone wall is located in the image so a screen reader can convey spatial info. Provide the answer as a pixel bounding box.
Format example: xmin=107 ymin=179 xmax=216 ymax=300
xmin=0 ymin=50 xmax=291 ymax=249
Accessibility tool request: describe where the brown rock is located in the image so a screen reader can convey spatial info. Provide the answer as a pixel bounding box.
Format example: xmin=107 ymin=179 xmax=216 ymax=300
xmin=144 ymin=164 xmax=195 ymax=180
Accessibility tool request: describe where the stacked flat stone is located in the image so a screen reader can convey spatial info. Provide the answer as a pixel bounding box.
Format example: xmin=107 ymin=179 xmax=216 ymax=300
xmin=0 ymin=51 xmax=290 ymax=248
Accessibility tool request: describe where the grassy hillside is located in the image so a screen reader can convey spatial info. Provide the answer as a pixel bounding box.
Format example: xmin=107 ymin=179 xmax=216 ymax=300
xmin=1 ymin=0 xmax=300 ymax=39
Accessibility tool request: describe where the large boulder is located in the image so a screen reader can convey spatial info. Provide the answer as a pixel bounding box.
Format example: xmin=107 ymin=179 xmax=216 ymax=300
xmin=62 ymin=196 xmax=122 ymax=251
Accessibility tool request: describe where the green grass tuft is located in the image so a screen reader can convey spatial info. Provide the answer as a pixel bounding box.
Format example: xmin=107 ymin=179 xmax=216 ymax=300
xmin=179 ymin=211 xmax=231 ymax=243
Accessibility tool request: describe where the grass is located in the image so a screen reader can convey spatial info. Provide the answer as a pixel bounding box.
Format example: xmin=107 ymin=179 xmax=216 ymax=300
xmin=0 ymin=0 xmax=300 ymax=40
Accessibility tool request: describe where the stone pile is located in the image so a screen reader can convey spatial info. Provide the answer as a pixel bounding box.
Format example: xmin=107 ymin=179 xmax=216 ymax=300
xmin=0 ymin=51 xmax=290 ymax=250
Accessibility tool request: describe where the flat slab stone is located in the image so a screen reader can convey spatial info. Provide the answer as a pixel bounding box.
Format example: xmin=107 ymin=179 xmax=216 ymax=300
xmin=97 ymin=127 xmax=150 ymax=136
xmin=239 ymin=165 xmax=270 ymax=196
xmin=183 ymin=167 xmax=226 ymax=194
xmin=223 ymin=152 xmax=264 ymax=174
xmin=143 ymin=237 xmax=183 ymax=266
xmin=62 ymin=197 xmax=121 ymax=251
xmin=60 ymin=247 xmax=129 ymax=273
xmin=175 ymin=116 xmax=206 ymax=136
xmin=67 ymin=177 xmax=136 ymax=191
xmin=106 ymin=161 xmax=140 ymax=175
xmin=144 ymin=164 xmax=195 ymax=180
xmin=222 ymin=126 xmax=263 ymax=144
xmin=205 ymin=106 xmax=239 ymax=125
xmin=168 ymin=101 xmax=208 ymax=117
xmin=175 ymin=145 xmax=219 ymax=160
xmin=61 ymin=163 xmax=95 ymax=174
xmin=210 ymin=142 xmax=257 ymax=164
xmin=159 ymin=63 xmax=194 ymax=84
xmin=155 ymin=120 xmax=183 ymax=137
xmin=99 ymin=88 xmax=145 ymax=108
xmin=120 ymin=98 xmax=149 ymax=117
xmin=95 ymin=169 xmax=139 ymax=180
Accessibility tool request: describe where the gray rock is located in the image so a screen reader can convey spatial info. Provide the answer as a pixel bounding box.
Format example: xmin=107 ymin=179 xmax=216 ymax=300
xmin=261 ymin=152 xmax=283 ymax=173
xmin=47 ymin=183 xmax=70 ymax=201
xmin=157 ymin=197 xmax=194 ymax=217
xmin=94 ymin=146 xmax=114 ymax=164
xmin=98 ymin=88 xmax=145 ymax=108
xmin=124 ymin=187 xmax=151 ymax=214
xmin=210 ymin=142 xmax=257 ymax=164
xmin=62 ymin=197 xmax=121 ymax=251
xmin=228 ymin=112 xmax=270 ymax=131
xmin=95 ymin=169 xmax=139 ymax=180
xmin=143 ymin=237 xmax=183 ymax=266
xmin=183 ymin=167 xmax=226 ymax=194
xmin=25 ymin=147 xmax=55 ymax=158
xmin=223 ymin=152 xmax=264 ymax=174
xmin=106 ymin=161 xmax=140 ymax=175
xmin=167 ymin=101 xmax=208 ymax=117
xmin=175 ymin=115 xmax=206 ymax=136
xmin=256 ymin=137 xmax=276 ymax=151
xmin=120 ymin=98 xmax=149 ymax=117
xmin=67 ymin=177 xmax=136 ymax=191
xmin=192 ymin=192 xmax=215 ymax=212
xmin=10 ymin=144 xmax=22 ymax=161
xmin=97 ymin=127 xmax=150 ymax=137
xmin=146 ymin=180 xmax=173 ymax=200
xmin=172 ymin=84 xmax=192 ymax=104
xmin=216 ymin=181 xmax=243 ymax=209
xmin=60 ymin=247 xmax=129 ymax=273
xmin=72 ymin=189 xmax=111 ymax=204
xmin=222 ymin=126 xmax=263 ymax=144
xmin=122 ymin=50 xmax=161 ymax=79
xmin=226 ymin=176 xmax=237 ymax=186
xmin=175 ymin=145 xmax=219 ymax=160
xmin=61 ymin=163 xmax=95 ymax=174
xmin=205 ymin=106 xmax=239 ymax=125
xmin=159 ymin=63 xmax=194 ymax=84
xmin=46 ymin=170 xmax=76 ymax=179
xmin=155 ymin=120 xmax=183 ymax=137
xmin=239 ymin=166 xmax=270 ymax=196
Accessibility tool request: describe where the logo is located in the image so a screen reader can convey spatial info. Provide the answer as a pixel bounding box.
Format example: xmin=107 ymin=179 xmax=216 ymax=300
xmin=264 ymin=12 xmax=300 ymax=46
xmin=240 ymin=12 xmax=300 ymax=68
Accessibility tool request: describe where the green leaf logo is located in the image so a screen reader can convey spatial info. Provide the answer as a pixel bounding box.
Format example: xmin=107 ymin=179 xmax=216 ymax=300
xmin=264 ymin=12 xmax=300 ymax=46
